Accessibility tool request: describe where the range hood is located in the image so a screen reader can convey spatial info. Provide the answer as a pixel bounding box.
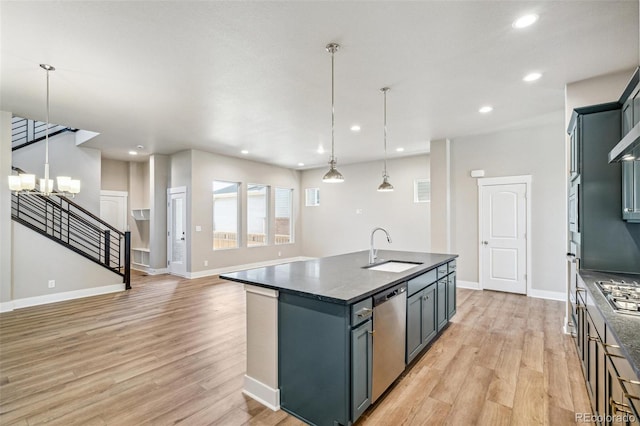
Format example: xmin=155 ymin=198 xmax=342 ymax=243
xmin=608 ymin=67 xmax=639 ymax=163
xmin=608 ymin=123 xmax=640 ymax=163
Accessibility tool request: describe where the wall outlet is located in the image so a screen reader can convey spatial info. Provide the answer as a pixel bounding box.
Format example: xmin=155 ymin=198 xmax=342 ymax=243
xmin=195 ymin=225 xmax=202 ymax=232
xmin=204 ymin=260 xmax=208 ymax=267
xmin=48 ymin=280 xmax=55 ymax=288
xmin=356 ymin=208 xmax=363 ymax=215
xmin=278 ymin=251 xmax=282 ymax=257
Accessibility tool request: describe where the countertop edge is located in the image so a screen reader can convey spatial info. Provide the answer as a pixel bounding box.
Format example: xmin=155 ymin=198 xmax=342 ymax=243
xmin=220 ymin=252 xmax=458 ymax=305
xmin=578 ymin=270 xmax=640 ymax=378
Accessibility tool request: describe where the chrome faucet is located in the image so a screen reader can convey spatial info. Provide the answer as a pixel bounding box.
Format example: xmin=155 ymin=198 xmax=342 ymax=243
xmin=369 ymin=227 xmax=392 ymax=264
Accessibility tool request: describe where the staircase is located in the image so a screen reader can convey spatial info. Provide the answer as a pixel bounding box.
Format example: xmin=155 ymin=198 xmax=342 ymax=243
xmin=12 ymin=116 xmax=76 ymax=151
xmin=10 ymin=168 xmax=131 ymax=289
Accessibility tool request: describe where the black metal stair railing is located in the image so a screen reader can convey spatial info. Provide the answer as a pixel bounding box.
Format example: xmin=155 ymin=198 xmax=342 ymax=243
xmin=10 ymin=174 xmax=131 ymax=289
xmin=12 ymin=116 xmax=76 ymax=151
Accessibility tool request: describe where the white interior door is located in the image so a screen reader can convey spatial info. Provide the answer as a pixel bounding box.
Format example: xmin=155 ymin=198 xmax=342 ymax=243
xmin=167 ymin=188 xmax=187 ymax=277
xmin=100 ymin=191 xmax=127 ymax=232
xmin=480 ymin=182 xmax=528 ymax=294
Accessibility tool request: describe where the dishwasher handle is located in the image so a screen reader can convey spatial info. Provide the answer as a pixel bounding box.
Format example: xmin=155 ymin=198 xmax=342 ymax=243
xmin=373 ymin=283 xmax=407 ymax=306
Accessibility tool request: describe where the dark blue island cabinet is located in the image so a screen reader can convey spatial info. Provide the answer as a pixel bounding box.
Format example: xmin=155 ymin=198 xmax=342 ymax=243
xmin=278 ymin=292 xmax=373 ymax=426
xmin=221 ymin=250 xmax=458 ymax=426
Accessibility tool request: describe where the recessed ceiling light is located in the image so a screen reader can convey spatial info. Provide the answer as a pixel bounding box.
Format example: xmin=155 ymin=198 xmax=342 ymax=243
xmin=128 ymin=150 xmax=138 ymax=155
xmin=396 ymin=147 xmax=405 ymax=152
xmin=298 ymin=162 xmax=305 ymax=167
xmin=241 ymin=150 xmax=249 ymax=155
xmin=479 ymin=105 xmax=493 ymax=114
xmin=317 ymin=146 xmax=325 ymax=154
xmin=350 ymin=125 xmax=361 ymax=132
xmin=512 ymin=14 xmax=538 ymax=29
xmin=523 ymin=72 xmax=542 ymax=82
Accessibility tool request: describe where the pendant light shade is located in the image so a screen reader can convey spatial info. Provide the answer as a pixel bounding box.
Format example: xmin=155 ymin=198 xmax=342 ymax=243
xmin=322 ymin=43 xmax=344 ymax=183
xmin=377 ymin=87 xmax=394 ymax=192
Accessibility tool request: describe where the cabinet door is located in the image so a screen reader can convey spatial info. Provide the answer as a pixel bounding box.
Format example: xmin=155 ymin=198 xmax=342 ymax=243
xmin=622 ymin=161 xmax=640 ymax=222
xmin=351 ymin=319 xmax=372 ymax=422
xmin=622 ymin=97 xmax=633 ymax=136
xmin=569 ymin=118 xmax=581 ymax=179
xmin=634 ymin=87 xmax=640 ymax=128
xmin=447 ymin=272 xmax=456 ymax=319
xmin=406 ymin=291 xmax=424 ymax=363
xmin=422 ymin=284 xmax=437 ymax=346
xmin=586 ymin=314 xmax=603 ymax=416
xmin=436 ymin=279 xmax=447 ymax=331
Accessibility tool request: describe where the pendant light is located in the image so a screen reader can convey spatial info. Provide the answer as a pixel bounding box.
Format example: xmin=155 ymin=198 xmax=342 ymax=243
xmin=322 ymin=43 xmax=344 ymax=183
xmin=377 ymin=87 xmax=394 ymax=192
xmin=8 ymin=64 xmax=81 ymax=196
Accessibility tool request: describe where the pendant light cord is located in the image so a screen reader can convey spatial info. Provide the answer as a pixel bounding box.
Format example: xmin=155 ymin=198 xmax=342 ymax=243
xmin=330 ymin=47 xmax=335 ymax=163
xmin=45 ymin=67 xmax=50 ymax=171
xmin=382 ymin=87 xmax=389 ymax=176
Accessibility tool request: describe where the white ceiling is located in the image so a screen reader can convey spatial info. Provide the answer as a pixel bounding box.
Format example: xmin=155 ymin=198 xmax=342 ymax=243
xmin=1 ymin=1 xmax=638 ymax=170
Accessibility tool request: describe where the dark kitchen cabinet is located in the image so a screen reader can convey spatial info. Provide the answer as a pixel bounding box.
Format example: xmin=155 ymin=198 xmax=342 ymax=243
xmin=447 ymin=272 xmax=456 ymax=319
xmin=406 ymin=283 xmax=437 ymax=365
xmin=351 ymin=318 xmax=372 ymax=422
xmin=622 ymin=160 xmax=640 ymax=222
xmin=567 ymin=104 xmax=640 ymax=273
xmin=436 ymin=278 xmax=447 ymax=332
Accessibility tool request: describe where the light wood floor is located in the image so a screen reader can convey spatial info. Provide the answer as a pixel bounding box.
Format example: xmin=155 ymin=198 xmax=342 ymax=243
xmin=0 ymin=273 xmax=593 ymax=425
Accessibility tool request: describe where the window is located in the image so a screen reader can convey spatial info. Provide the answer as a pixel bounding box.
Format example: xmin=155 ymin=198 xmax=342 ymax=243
xmin=305 ymin=188 xmax=320 ymax=206
xmin=414 ymin=179 xmax=431 ymax=203
xmin=247 ymin=184 xmax=269 ymax=247
xmin=213 ymin=180 xmax=240 ymax=250
xmin=275 ymin=188 xmax=294 ymax=244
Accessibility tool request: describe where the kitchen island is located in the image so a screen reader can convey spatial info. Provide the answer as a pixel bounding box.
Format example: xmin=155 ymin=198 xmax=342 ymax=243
xmin=221 ymin=250 xmax=458 ymax=426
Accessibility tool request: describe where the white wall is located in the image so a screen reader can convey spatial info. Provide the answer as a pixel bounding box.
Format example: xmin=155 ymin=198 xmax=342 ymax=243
xmin=101 ymin=158 xmax=129 ymax=192
xmin=449 ymin=121 xmax=566 ymax=294
xmin=300 ymin=155 xmax=431 ymax=257
xmin=149 ymin=154 xmax=169 ymax=269
xmin=11 ymin=131 xmax=102 ymax=215
xmin=12 ymin=222 xmax=122 ymax=300
xmin=174 ymin=149 xmax=302 ymax=273
xmin=0 ymin=111 xmax=12 ymax=306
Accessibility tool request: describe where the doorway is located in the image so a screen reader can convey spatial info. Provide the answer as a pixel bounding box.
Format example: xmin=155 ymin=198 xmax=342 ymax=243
xmin=167 ymin=187 xmax=187 ymax=277
xmin=478 ymin=176 xmax=531 ymax=294
xmin=100 ymin=190 xmax=129 ymax=266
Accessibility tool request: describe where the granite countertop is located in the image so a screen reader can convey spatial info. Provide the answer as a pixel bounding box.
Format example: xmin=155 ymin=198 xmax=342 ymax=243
xmin=220 ymin=250 xmax=458 ymax=305
xmin=578 ymin=269 xmax=640 ymax=378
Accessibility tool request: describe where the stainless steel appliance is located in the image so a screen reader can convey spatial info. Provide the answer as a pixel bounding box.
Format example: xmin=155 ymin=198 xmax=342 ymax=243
xmin=595 ymin=279 xmax=640 ymax=315
xmin=372 ymin=283 xmax=407 ymax=403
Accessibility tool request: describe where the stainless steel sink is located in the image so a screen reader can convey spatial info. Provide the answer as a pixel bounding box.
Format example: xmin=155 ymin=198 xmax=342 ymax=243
xmin=366 ymin=261 xmax=422 ymax=273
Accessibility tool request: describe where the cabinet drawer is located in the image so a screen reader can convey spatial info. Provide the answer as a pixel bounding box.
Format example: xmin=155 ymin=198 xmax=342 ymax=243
xmin=407 ymin=268 xmax=437 ymax=296
xmin=437 ymin=264 xmax=448 ymax=279
xmin=351 ymin=297 xmax=373 ymax=325
xmin=448 ymin=260 xmax=457 ymax=274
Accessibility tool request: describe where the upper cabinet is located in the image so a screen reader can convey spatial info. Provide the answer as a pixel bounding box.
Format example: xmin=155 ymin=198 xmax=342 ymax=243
xmin=622 ymin=160 xmax=640 ymax=222
xmin=609 ymin=68 xmax=640 ymax=163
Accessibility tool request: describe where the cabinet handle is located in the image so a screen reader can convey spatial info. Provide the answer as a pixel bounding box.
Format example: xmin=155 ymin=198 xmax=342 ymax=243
xmin=576 ymin=288 xmax=586 ymax=293
xmin=610 ymin=397 xmax=634 ymax=415
xmin=423 ymin=295 xmax=429 ymax=301
xmin=617 ymin=377 xmax=640 ymax=401
xmin=367 ymin=330 xmax=375 ymax=335
xmin=598 ymin=341 xmax=626 ymax=359
xmin=588 ymin=335 xmax=600 ymax=342
xmin=357 ymin=308 xmax=373 ymax=318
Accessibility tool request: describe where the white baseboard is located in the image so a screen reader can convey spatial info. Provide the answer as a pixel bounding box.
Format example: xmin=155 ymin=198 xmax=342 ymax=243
xmin=186 ymin=256 xmax=314 ymax=279
xmin=131 ymin=265 xmax=169 ymax=275
xmin=528 ymin=289 xmax=566 ymax=302
xmin=243 ymin=375 xmax=280 ymax=411
xmin=6 ymin=283 xmax=125 ymax=311
xmin=457 ymin=280 xmax=480 ymax=290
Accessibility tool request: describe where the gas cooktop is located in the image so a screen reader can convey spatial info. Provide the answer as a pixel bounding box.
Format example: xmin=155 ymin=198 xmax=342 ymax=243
xmin=595 ymin=279 xmax=640 ymax=316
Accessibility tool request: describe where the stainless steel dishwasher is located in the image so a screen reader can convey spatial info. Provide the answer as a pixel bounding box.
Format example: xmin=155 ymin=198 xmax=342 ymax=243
xmin=371 ymin=282 xmax=407 ymax=403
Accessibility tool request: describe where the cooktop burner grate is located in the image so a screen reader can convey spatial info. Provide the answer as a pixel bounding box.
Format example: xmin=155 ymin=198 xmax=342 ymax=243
xmin=595 ymin=280 xmax=640 ymax=316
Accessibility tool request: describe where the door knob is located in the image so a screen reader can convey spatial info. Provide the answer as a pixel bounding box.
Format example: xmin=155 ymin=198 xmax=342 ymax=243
xmin=482 ymin=241 xmax=488 ymax=245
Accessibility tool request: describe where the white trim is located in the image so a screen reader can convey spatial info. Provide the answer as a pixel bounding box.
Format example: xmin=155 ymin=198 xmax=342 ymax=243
xmin=457 ymin=280 xmax=480 ymax=290
xmin=186 ymin=256 xmax=314 ymax=279
xmin=528 ymin=289 xmax=565 ymax=302
xmin=168 ymin=186 xmax=187 ymax=195
xmin=100 ymin=190 xmax=128 ymax=197
xmin=131 ymin=265 xmax=169 ymax=275
xmin=0 ymin=301 xmax=15 ymax=313
xmin=243 ymin=375 xmax=280 ymax=411
xmin=244 ymin=284 xmax=279 ymax=298
xmin=477 ymin=175 xmax=532 ymax=296
xmin=167 ymin=187 xmax=188 ymax=277
xmin=8 ymin=283 xmax=124 ymax=310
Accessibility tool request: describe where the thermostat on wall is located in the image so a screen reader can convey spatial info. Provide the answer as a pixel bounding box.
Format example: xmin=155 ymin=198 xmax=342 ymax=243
xmin=470 ymin=170 xmax=485 ymax=178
